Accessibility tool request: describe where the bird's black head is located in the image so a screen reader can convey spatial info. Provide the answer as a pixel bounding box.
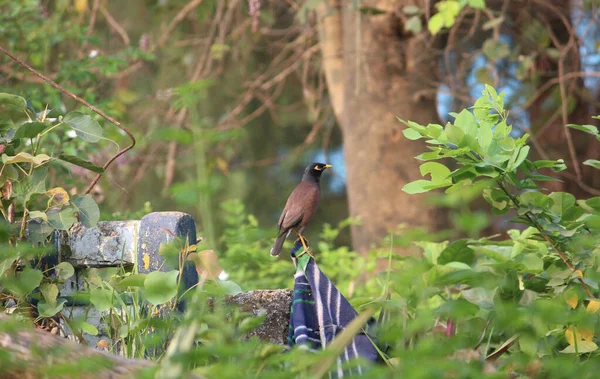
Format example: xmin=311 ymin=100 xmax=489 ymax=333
xmin=302 ymin=162 xmax=332 ymax=183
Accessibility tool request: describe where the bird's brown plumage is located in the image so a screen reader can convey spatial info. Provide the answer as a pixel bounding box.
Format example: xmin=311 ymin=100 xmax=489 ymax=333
xmin=270 ymin=163 xmax=331 ymax=257
xmin=277 ymin=181 xmax=319 ymax=233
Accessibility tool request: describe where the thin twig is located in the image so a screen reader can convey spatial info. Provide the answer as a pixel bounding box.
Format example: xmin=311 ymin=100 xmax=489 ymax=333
xmin=156 ymin=0 xmax=205 ymax=48
xmin=0 ymin=46 xmax=136 ymax=194
xmin=100 ymin=5 xmax=131 ymax=45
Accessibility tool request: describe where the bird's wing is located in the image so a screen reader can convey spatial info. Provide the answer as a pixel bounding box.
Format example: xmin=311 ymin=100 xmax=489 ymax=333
xmin=277 ymin=182 xmax=316 ymax=233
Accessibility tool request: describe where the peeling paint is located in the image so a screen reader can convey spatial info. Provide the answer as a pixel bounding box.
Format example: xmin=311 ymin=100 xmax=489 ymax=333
xmin=143 ymin=253 xmax=150 ymax=270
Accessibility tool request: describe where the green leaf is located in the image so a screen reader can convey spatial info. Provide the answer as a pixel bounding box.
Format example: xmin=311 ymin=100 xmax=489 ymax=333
xmin=219 ymin=280 xmax=242 ymax=295
xmin=518 ymin=253 xmax=544 ymax=273
xmin=63 ymin=112 xmax=103 ymax=143
xmin=428 ymin=13 xmax=445 ymax=34
xmin=567 ymin=123 xmax=599 ymax=136
xmin=144 ymin=270 xmax=179 ymax=305
xmin=0 ymin=93 xmax=27 ymax=108
xmin=549 ymin=192 xmax=582 ymax=221
xmin=437 ymin=240 xmax=475 ymax=265
xmin=58 ymin=154 xmax=104 ymax=174
xmin=13 ymin=122 xmax=48 ymax=139
xmin=445 ymin=123 xmax=465 ymax=145
xmin=583 ymin=159 xmax=600 ymax=169
xmin=37 ymin=298 xmax=67 ymax=318
xmin=482 ymin=188 xmax=509 ymax=210
xmin=403 ymin=128 xmax=422 ymax=140
xmin=402 ymin=180 xmax=430 ymax=194
xmin=416 ymin=241 xmax=448 ymax=265
xmin=39 ymin=283 xmax=59 ymax=306
xmin=477 ymin=123 xmax=493 ymax=153
xmin=14 ymin=166 xmax=47 ymax=204
xmin=90 ymin=286 xmax=114 ymax=312
xmin=583 ymin=197 xmax=600 ymax=214
xmin=116 ymin=273 xmax=148 ymax=288
xmin=4 ymin=267 xmax=43 ymax=297
xmin=2 ymin=152 xmax=51 ymax=165
xmin=482 ymin=39 xmax=510 ymax=61
xmin=55 ymin=262 xmax=75 ymax=279
xmin=468 ymin=0 xmax=486 ymax=8
xmin=0 ymin=251 xmax=19 ymax=280
xmin=28 ymin=211 xmax=47 ymax=222
xmin=71 ymin=195 xmax=100 ymax=228
xmin=402 ymin=162 xmax=453 ymax=193
xmin=533 ymin=159 xmax=566 ymax=172
xmin=560 ymin=341 xmax=598 ymax=354
xmin=507 ymin=145 xmax=530 ymax=171
xmin=47 ymin=207 xmax=78 ymax=231
xmin=475 ymin=245 xmax=510 ymax=262
xmin=461 ymin=287 xmax=495 ymax=308
xmin=420 ymin=162 xmax=451 ymax=181
xmin=405 ymin=15 xmax=422 ymax=34
xmin=454 ymin=109 xmax=477 ymax=138
xmin=473 ymin=96 xmax=492 ymax=120
xmin=27 ymin=221 xmax=55 ymax=245
xmin=483 ymin=17 xmax=504 ymax=30
xmin=80 ymin=322 xmax=99 ymax=336
xmin=519 ymin=192 xmax=552 ymax=213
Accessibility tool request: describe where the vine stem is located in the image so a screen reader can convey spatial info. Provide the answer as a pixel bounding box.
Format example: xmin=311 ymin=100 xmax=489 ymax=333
xmin=0 ymin=46 xmax=136 ymax=194
xmin=497 ymin=180 xmax=595 ymax=299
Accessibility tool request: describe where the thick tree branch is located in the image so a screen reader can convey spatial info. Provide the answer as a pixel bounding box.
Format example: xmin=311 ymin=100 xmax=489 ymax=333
xmin=316 ymin=0 xmax=345 ymax=123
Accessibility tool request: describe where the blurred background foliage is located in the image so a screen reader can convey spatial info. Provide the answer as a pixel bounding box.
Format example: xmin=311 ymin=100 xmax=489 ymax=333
xmin=2 ymin=0 xmax=599 ymax=257
xmin=1 ymin=0 xmax=348 ymax=250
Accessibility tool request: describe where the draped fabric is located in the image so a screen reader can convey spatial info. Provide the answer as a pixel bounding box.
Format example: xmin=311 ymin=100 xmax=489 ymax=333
xmin=287 ymin=241 xmax=379 ymax=377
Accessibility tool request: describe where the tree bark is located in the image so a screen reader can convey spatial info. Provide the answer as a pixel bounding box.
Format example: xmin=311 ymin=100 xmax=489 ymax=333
xmin=318 ymin=0 xmax=443 ymax=253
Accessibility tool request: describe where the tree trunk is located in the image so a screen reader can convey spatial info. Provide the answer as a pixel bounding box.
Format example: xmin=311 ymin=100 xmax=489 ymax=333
xmin=318 ymin=0 xmax=443 ymax=254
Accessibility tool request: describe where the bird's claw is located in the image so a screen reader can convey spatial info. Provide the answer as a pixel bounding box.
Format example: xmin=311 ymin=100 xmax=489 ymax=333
xmin=294 ymin=236 xmax=314 ymax=259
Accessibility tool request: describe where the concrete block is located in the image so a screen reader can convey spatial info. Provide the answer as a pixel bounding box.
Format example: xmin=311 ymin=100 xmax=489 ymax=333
xmin=59 ymin=221 xmax=139 ymax=267
xmin=137 ymin=212 xmax=198 ymax=289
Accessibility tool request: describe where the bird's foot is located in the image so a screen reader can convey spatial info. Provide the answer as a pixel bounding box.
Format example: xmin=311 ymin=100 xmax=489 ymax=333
xmin=295 ymin=247 xmax=314 ymax=259
xmin=293 ymin=237 xmax=314 ymax=259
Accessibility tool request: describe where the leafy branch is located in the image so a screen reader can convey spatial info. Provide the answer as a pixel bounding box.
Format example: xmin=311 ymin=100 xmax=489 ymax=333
xmin=0 ymin=46 xmax=136 ymax=194
xmin=496 ymin=179 xmax=595 ymax=299
xmin=400 ymin=84 xmax=599 ymax=299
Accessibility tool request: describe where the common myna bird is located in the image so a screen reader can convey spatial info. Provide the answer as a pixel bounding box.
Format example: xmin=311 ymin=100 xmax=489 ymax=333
xmin=270 ymin=162 xmax=332 ymax=257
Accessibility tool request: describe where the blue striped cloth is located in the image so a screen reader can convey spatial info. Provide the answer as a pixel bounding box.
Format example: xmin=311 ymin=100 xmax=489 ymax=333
xmin=287 ymin=240 xmax=379 ymax=377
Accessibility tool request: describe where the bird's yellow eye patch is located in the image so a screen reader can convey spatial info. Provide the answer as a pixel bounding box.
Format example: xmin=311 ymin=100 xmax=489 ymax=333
xmin=314 ymin=165 xmax=322 ymax=171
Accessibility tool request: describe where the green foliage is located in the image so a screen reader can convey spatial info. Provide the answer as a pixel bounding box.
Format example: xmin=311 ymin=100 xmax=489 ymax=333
xmin=0 ymin=91 xmax=106 ymax=322
xmin=428 ymin=0 xmax=485 ymax=34
xmin=388 ymin=86 xmax=600 ymax=375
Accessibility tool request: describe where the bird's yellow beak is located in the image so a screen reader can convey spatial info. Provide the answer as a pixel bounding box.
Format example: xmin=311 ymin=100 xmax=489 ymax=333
xmin=324 ymin=164 xmax=333 ymax=169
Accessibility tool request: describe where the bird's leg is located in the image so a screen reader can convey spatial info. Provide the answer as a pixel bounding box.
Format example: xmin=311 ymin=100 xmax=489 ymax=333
xmin=292 ymin=230 xmax=313 ymax=259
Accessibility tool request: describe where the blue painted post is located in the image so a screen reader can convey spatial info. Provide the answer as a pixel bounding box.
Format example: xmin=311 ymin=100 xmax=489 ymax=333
xmin=137 ymin=211 xmax=199 ymax=309
xmin=137 ymin=212 xmax=199 ymax=357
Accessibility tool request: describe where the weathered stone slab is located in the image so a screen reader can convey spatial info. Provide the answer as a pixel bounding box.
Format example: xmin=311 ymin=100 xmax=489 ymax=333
xmin=228 ymin=289 xmax=293 ymax=345
xmin=59 ymin=221 xmax=139 ymax=267
xmin=57 ymin=289 xmax=294 ymax=351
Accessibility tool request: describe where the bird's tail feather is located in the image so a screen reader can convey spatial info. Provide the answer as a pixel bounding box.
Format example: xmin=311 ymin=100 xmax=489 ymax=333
xmin=270 ymin=230 xmax=290 ymax=257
